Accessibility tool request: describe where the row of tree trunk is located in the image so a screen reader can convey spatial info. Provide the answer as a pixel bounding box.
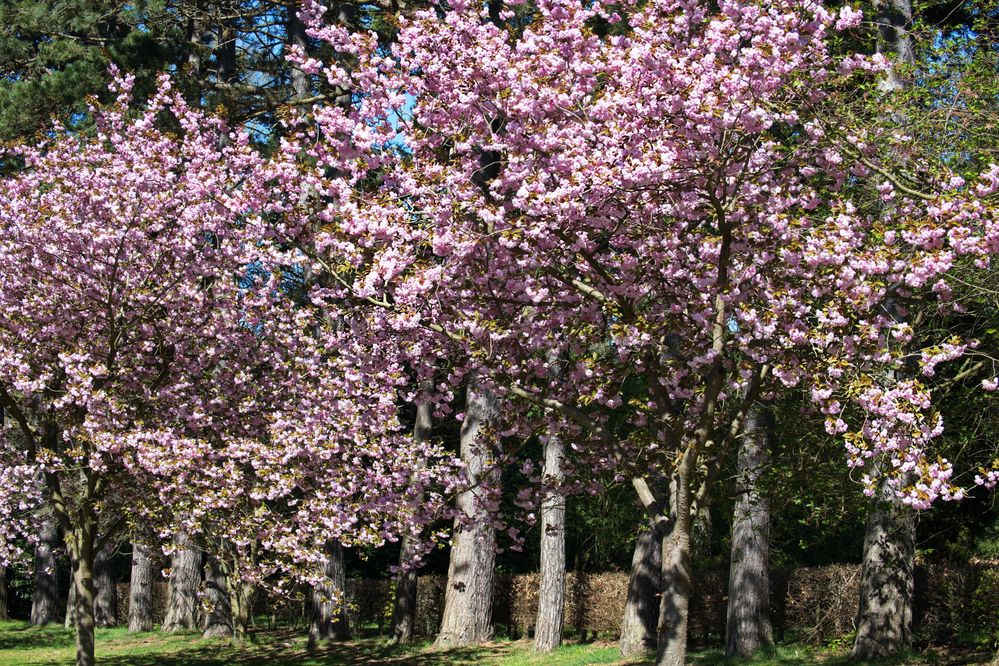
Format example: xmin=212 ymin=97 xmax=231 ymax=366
xmin=389 ymin=379 xmax=572 ymax=654
xmin=621 ymin=409 xmax=914 ymax=662
xmin=24 ymin=527 xmax=350 ymax=646
xmin=376 ymin=389 xmax=916 ymax=664
xmin=17 ymin=395 xmax=917 ymax=664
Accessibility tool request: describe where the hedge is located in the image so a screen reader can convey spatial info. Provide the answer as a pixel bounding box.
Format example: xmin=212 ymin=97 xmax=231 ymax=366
xmin=113 ymin=561 xmax=999 ymax=645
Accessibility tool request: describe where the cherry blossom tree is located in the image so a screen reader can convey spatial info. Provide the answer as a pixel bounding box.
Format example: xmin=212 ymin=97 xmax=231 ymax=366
xmin=0 ymin=73 xmax=275 ymax=665
xmin=0 ymin=72 xmax=462 ymax=664
xmin=3 ymin=2 xmax=999 ymax=664
xmin=278 ymin=0 xmax=999 ymax=662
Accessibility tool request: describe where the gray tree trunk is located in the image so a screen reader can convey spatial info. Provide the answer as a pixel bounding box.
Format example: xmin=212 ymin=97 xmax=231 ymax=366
xmin=31 ymin=517 xmax=60 ymax=626
xmin=850 ymin=0 xmax=916 ymax=652
xmin=851 ymin=505 xmax=915 ymax=660
xmin=390 ymin=397 xmax=433 ymax=645
xmin=128 ymin=542 xmax=154 ymax=632
xmin=93 ymin=540 xmax=117 ymax=627
xmin=227 ymin=574 xmax=256 ymax=646
xmin=656 ymin=467 xmax=694 ymax=666
xmin=69 ymin=527 xmax=97 ymax=666
xmin=67 ymin=539 xmax=115 ymax=629
xmin=875 ymin=0 xmax=915 ymax=92
xmin=163 ymin=533 xmax=202 ymax=631
xmin=534 ymin=436 xmax=566 ymax=652
xmin=309 ymin=542 xmax=351 ymax=646
xmin=389 ymin=535 xmax=419 ymax=644
xmin=65 ymin=569 xmax=78 ymax=629
xmin=0 ymin=567 xmax=8 ymax=620
xmin=620 ymin=519 xmax=665 ymax=656
xmin=725 ymin=407 xmax=773 ymax=657
xmin=434 ymin=377 xmax=499 ymax=647
xmin=201 ymin=555 xmax=231 ymax=638
xmin=287 ymin=5 xmax=311 ymax=100
xmin=185 ymin=13 xmax=205 ymax=78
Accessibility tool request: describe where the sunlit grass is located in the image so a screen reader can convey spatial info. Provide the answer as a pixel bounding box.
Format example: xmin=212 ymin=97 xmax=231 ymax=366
xmin=0 ymin=620 xmax=988 ymax=665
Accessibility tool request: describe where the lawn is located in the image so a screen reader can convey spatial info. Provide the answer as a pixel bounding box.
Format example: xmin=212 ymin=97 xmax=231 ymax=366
xmin=0 ymin=621 xmax=992 ymax=665
xmin=0 ymin=621 xmax=635 ymax=666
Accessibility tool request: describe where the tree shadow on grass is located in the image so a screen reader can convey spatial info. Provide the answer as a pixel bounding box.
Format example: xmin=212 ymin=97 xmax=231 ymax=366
xmin=0 ymin=621 xmax=76 ymax=651
xmin=684 ymin=644 xmax=991 ymax=666
xmin=89 ymin=629 xmax=515 ymax=666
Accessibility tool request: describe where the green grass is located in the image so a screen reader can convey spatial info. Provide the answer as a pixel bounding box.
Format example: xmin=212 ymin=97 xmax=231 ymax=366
xmin=0 ymin=621 xmax=992 ymax=665
xmin=687 ymin=643 xmax=995 ymax=665
xmin=0 ymin=620 xmax=639 ymax=666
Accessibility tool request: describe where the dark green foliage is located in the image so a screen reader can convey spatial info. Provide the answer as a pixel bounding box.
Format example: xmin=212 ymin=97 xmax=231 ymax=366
xmin=0 ymin=1 xmax=174 ymax=141
xmin=0 ymin=0 xmax=430 ymax=143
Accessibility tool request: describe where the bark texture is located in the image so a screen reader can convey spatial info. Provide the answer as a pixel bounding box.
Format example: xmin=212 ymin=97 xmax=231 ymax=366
xmin=201 ymin=556 xmax=232 ymax=638
xmin=287 ymin=5 xmax=311 ymax=100
xmin=434 ymin=378 xmax=499 ymax=648
xmin=227 ymin=576 xmax=257 ymax=646
xmin=534 ymin=436 xmax=566 ymax=652
xmin=163 ymin=533 xmax=202 ymax=631
xmin=185 ymin=13 xmax=205 ymax=78
xmin=851 ymin=0 xmax=915 ymax=652
xmin=656 ymin=469 xmax=693 ymax=666
xmin=128 ymin=542 xmax=154 ymax=632
xmin=70 ymin=536 xmax=97 ymax=666
xmin=389 ymin=536 xmax=419 ymax=644
xmin=93 ymin=540 xmax=117 ymax=627
xmin=66 ymin=539 xmax=115 ymax=629
xmin=65 ymin=569 xmax=78 ymax=629
xmin=60 ymin=514 xmax=99 ymax=666
xmin=31 ymin=516 xmax=61 ymax=625
xmin=725 ymin=407 xmax=773 ymax=657
xmin=619 ymin=520 xmax=664 ymax=656
xmin=851 ymin=505 xmax=915 ymax=660
xmin=0 ymin=568 xmax=8 ymax=621
xmin=390 ymin=398 xmax=433 ymax=645
xmin=875 ymin=0 xmax=914 ymax=91
xmin=309 ymin=542 xmax=351 ymax=646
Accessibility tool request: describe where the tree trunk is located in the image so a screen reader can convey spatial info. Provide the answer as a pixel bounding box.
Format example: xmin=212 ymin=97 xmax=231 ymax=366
xmin=534 ymin=435 xmax=566 ymax=652
xmin=128 ymin=542 xmax=154 ymax=632
xmin=725 ymin=406 xmax=773 ymax=657
xmin=875 ymin=0 xmax=914 ymax=92
xmin=201 ymin=555 xmax=231 ymax=638
xmin=287 ymin=5 xmax=311 ymax=100
xmin=309 ymin=542 xmax=351 ymax=646
xmin=851 ymin=504 xmax=915 ymax=660
xmin=68 ymin=526 xmax=97 ymax=666
xmin=0 ymin=567 xmax=8 ymax=621
xmin=227 ymin=575 xmax=256 ymax=646
xmin=163 ymin=533 xmax=202 ymax=631
xmin=93 ymin=539 xmax=117 ymax=627
xmin=185 ymin=12 xmax=204 ymax=78
xmin=656 ymin=467 xmax=693 ymax=666
xmin=851 ymin=0 xmax=916 ymax=631
xmin=67 ymin=538 xmax=115 ymax=629
xmin=65 ymin=570 xmax=78 ymax=629
xmin=216 ymin=24 xmax=236 ymax=84
xmin=389 ymin=537 xmax=419 ymax=644
xmin=851 ymin=0 xmax=917 ymax=653
xmin=390 ymin=397 xmax=433 ymax=645
xmin=620 ymin=519 xmax=665 ymax=656
xmin=434 ymin=377 xmax=499 ymax=648
xmin=31 ymin=516 xmax=60 ymax=625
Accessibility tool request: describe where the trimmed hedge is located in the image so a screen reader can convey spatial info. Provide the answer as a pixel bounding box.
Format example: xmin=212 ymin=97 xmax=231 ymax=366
xmin=113 ymin=561 xmax=999 ymax=645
